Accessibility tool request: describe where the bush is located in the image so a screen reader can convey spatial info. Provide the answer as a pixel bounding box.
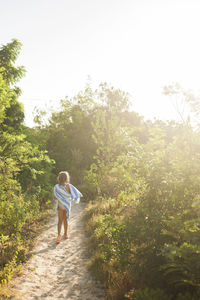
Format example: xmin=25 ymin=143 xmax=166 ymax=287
xmin=125 ymin=288 xmax=171 ymax=300
xmin=176 ymin=292 xmax=200 ymax=300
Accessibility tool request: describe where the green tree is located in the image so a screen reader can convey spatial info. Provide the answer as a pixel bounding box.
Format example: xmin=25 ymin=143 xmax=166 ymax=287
xmin=36 ymin=87 xmax=97 ymax=184
xmin=0 ymin=40 xmax=54 ymax=283
xmin=0 ymin=39 xmax=26 ymax=87
xmin=0 ymin=73 xmax=13 ymax=123
xmin=85 ymin=115 xmax=200 ymax=299
xmin=0 ymin=39 xmax=26 ymax=132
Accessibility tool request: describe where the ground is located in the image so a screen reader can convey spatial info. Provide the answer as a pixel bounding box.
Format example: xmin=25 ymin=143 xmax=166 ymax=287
xmin=11 ymin=202 xmax=105 ymax=300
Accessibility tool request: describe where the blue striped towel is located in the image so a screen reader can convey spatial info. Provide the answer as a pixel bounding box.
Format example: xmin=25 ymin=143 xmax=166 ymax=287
xmin=53 ymin=183 xmax=83 ymax=219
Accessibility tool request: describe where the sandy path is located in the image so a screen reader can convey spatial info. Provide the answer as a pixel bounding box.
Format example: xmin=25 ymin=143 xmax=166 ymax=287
xmin=11 ymin=202 xmax=105 ymax=300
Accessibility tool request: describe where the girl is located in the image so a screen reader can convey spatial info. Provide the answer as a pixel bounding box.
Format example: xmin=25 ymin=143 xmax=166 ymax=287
xmin=53 ymin=171 xmax=82 ymax=244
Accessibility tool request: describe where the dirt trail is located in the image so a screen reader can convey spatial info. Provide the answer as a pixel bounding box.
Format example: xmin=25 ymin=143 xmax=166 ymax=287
xmin=11 ymin=202 xmax=105 ymax=300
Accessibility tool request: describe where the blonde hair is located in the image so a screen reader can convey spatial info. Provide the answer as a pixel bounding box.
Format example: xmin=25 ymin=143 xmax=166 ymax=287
xmin=57 ymin=171 xmax=70 ymax=185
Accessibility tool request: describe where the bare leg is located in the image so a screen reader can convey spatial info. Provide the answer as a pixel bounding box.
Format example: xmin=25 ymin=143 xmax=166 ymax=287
xmin=63 ymin=210 xmax=68 ymax=237
xmin=57 ymin=208 xmax=64 ymax=235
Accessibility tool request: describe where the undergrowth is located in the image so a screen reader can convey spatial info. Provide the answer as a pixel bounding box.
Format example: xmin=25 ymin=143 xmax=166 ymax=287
xmin=0 ymin=205 xmax=54 ymax=299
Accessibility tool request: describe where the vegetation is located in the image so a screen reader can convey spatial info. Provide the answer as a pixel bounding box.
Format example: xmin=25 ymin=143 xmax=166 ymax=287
xmin=0 ymin=39 xmax=200 ymax=300
xmin=0 ymin=39 xmax=54 ymax=284
xmin=83 ymin=94 xmax=200 ymax=299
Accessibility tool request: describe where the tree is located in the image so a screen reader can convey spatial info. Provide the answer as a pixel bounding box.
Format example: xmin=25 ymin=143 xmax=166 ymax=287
xmin=0 ymin=39 xmax=26 ymax=131
xmin=0 ymin=73 xmax=13 ymax=124
xmin=0 ymin=39 xmax=26 ymax=87
xmin=163 ymin=83 xmax=195 ymax=124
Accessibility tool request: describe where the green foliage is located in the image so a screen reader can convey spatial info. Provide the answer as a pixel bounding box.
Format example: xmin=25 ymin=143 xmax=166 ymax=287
xmin=176 ymin=292 xmax=200 ymax=300
xmin=0 ymin=234 xmax=22 ymax=284
xmin=0 ymin=39 xmax=26 ymax=86
xmin=37 ymin=82 xmax=147 ymax=188
xmin=1 ymin=38 xmax=200 ymax=300
xmin=0 ymin=39 xmax=26 ymax=134
xmin=0 ymin=40 xmax=54 ymax=284
xmin=0 ymin=73 xmax=13 ymax=124
xmin=125 ymin=288 xmax=171 ymax=300
xmin=36 ymin=86 xmax=94 ymax=183
xmin=3 ymin=98 xmax=24 ymax=132
xmin=84 ymin=111 xmax=200 ymax=299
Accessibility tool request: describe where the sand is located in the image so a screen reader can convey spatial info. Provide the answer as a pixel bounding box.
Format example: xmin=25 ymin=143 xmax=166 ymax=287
xmin=11 ymin=202 xmax=105 ymax=300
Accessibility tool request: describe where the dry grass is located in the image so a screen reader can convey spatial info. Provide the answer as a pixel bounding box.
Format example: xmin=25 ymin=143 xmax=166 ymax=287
xmin=0 ymin=284 xmax=23 ymax=300
xmin=0 ymin=208 xmax=54 ymax=298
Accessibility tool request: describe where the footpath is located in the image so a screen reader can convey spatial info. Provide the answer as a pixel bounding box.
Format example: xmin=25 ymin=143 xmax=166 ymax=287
xmin=11 ymin=202 xmax=105 ymax=300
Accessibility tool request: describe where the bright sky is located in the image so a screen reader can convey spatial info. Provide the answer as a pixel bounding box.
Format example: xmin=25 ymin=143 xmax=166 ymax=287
xmin=1 ymin=0 xmax=200 ymax=127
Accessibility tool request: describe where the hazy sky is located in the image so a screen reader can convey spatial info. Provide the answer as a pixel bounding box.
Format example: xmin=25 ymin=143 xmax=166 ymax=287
xmin=1 ymin=0 xmax=200 ymax=126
